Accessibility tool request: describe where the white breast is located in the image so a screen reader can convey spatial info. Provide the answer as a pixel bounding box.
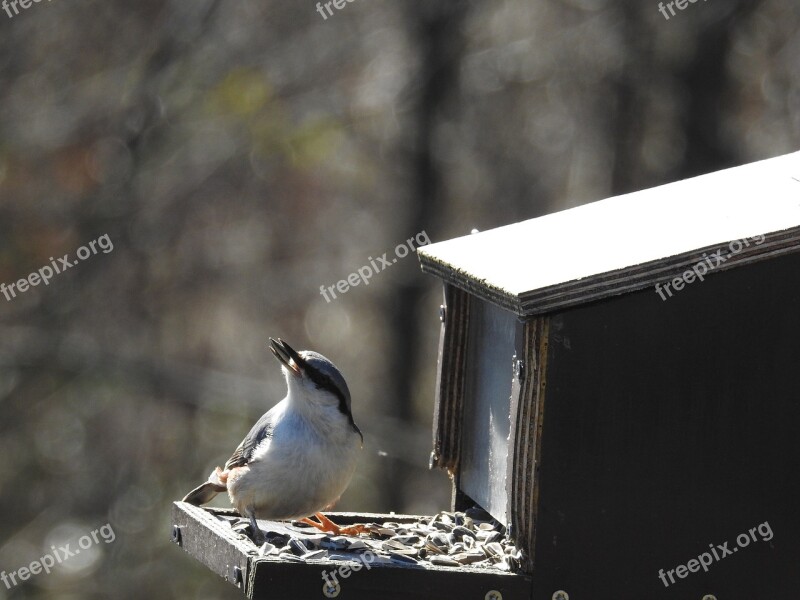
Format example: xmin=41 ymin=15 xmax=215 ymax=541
xmin=227 ymin=398 xmax=362 ymax=520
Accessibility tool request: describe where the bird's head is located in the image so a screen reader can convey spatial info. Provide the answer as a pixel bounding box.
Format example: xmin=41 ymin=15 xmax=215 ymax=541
xmin=269 ymin=338 xmax=360 ymax=439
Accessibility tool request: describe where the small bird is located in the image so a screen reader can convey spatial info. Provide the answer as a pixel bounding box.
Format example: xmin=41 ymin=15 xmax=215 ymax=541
xmin=183 ymin=338 xmax=364 ymax=541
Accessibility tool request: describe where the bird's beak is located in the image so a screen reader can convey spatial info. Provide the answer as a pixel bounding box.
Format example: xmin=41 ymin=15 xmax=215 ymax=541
xmin=269 ymin=338 xmax=304 ymax=377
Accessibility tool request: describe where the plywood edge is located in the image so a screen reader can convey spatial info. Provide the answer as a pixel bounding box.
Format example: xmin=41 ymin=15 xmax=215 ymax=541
xmin=171 ymin=502 xmax=253 ymax=590
xmin=420 ymin=226 xmax=800 ymax=317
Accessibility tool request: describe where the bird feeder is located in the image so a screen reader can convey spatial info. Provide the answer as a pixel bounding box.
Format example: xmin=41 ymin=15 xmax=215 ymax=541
xmin=418 ymin=150 xmax=800 ymax=599
xmin=172 ymin=151 xmax=800 ymax=600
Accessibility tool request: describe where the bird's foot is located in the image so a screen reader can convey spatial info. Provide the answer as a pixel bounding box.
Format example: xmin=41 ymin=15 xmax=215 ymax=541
xmin=247 ymin=511 xmax=266 ymax=545
xmin=251 ymin=528 xmax=266 ymax=545
xmin=300 ymin=512 xmax=370 ymax=537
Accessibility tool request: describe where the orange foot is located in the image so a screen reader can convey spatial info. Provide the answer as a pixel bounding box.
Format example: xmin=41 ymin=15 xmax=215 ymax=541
xmin=300 ymin=512 xmax=370 ymax=536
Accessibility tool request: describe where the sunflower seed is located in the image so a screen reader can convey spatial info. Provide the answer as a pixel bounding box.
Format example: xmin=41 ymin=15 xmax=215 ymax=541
xmin=428 ymin=532 xmax=449 ymax=547
xmin=381 ymin=539 xmax=408 ymax=552
xmin=375 ymin=528 xmax=397 ymax=538
xmin=320 ymin=537 xmax=350 ymax=551
xmin=279 ymin=552 xmax=305 ymax=562
xmin=452 ymin=526 xmax=477 ymax=540
xmin=289 ymin=538 xmax=308 ymax=556
xmin=484 ymin=542 xmax=504 ymax=557
xmin=449 ymin=543 xmax=465 ymax=555
xmin=425 ymin=540 xmax=446 ymax=555
xmin=258 ymin=542 xmax=275 ymax=557
xmin=430 ymin=556 xmax=460 ymax=567
xmin=266 ymin=532 xmax=290 ymax=546
xmin=486 ymin=531 xmax=504 ymax=544
xmin=453 ymin=552 xmax=486 ymax=565
xmin=303 ymin=534 xmax=329 ymax=547
xmin=232 ymin=521 xmax=251 ymax=533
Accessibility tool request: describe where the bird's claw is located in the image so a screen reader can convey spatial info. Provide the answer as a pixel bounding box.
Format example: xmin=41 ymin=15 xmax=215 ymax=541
xmin=300 ymin=513 xmax=370 ymax=537
xmin=335 ymin=524 xmax=371 ymax=536
xmin=247 ymin=511 xmax=266 ymax=545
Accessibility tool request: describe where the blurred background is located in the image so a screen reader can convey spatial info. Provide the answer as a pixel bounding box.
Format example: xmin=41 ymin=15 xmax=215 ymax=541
xmin=0 ymin=0 xmax=798 ymax=598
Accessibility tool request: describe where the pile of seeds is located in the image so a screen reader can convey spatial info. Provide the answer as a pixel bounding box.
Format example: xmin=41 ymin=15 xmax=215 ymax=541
xmin=216 ymin=507 xmax=522 ymax=572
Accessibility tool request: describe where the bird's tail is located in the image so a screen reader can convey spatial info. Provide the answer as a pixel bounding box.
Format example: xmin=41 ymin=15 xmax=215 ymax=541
xmin=182 ymin=467 xmax=228 ymax=506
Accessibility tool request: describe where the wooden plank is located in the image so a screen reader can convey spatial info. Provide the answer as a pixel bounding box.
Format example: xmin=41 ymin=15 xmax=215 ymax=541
xmin=418 ymin=151 xmax=800 ymax=316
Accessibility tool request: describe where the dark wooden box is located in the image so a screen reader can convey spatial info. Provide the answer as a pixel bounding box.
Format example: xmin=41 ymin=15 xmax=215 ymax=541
xmin=418 ymin=151 xmax=800 ymax=599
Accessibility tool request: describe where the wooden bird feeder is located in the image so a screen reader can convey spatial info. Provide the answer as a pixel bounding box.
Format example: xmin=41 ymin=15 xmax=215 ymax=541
xmin=173 ymin=150 xmax=800 ymax=600
xmin=418 ymin=150 xmax=800 ymax=599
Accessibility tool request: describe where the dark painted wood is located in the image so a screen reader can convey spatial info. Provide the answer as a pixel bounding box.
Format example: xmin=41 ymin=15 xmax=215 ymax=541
xmin=248 ymin=555 xmax=531 ymax=600
xmin=531 ymin=250 xmax=800 ymax=599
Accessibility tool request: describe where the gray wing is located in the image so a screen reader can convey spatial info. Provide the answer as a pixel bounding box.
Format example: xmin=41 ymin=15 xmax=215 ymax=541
xmin=224 ymin=409 xmax=276 ymax=470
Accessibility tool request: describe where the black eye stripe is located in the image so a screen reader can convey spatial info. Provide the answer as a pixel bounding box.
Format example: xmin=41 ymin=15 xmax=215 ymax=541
xmin=310 ymin=371 xmax=338 ymax=394
xmin=306 ymin=364 xmax=362 ymax=442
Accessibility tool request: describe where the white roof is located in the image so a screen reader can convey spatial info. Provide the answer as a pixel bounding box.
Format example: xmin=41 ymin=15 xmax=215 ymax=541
xmin=418 ymin=151 xmax=800 ymax=316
